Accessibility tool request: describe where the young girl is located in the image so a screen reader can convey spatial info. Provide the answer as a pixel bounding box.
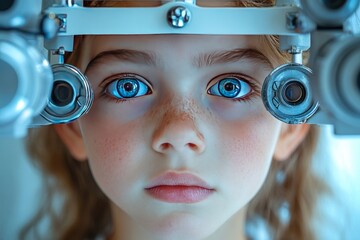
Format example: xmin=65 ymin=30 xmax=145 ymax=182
xmin=22 ymin=0 xmax=326 ymax=239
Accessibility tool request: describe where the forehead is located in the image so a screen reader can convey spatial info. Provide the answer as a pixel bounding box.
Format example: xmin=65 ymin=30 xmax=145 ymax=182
xmin=85 ymin=34 xmax=268 ymax=63
xmin=76 ymin=34 xmax=283 ymax=73
xmin=79 ymin=34 xmax=278 ymax=74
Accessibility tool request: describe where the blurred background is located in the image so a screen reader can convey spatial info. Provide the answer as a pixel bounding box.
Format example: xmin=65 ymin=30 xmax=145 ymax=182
xmin=1 ymin=126 xmax=360 ymax=239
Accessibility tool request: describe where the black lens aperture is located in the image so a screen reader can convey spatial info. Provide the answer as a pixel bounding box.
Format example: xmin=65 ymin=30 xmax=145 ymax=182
xmin=51 ymin=81 xmax=74 ymax=107
xmin=282 ymin=81 xmax=306 ymax=105
xmin=0 ymin=0 xmax=15 ymax=11
xmin=322 ymin=0 xmax=347 ymax=10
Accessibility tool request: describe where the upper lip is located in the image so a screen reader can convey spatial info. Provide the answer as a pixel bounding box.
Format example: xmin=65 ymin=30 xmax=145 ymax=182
xmin=145 ymin=172 xmax=214 ymax=190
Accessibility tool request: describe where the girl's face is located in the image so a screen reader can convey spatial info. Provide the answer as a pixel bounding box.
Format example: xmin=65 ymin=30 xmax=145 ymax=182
xmin=63 ymin=34 xmax=300 ymax=240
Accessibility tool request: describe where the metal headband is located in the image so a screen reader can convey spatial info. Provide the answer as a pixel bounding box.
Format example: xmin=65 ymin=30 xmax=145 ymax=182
xmin=45 ymin=2 xmax=310 ymax=51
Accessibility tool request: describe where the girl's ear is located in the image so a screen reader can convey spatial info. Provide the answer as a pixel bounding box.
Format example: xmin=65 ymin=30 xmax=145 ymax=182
xmin=274 ymin=123 xmax=311 ymax=161
xmin=53 ymin=122 xmax=87 ymax=161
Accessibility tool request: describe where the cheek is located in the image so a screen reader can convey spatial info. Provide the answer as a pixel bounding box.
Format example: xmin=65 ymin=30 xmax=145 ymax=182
xmin=214 ymin=111 xmax=281 ymax=201
xmin=208 ymin=95 xmax=265 ymax=121
xmin=78 ymin=109 xmax=146 ymax=199
xmin=90 ymin=97 xmax=154 ymax=122
xmin=78 ymin=97 xmax=153 ymax=178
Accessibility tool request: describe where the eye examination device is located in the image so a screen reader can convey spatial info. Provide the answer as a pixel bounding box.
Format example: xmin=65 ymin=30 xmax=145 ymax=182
xmin=0 ymin=0 xmax=359 ymax=137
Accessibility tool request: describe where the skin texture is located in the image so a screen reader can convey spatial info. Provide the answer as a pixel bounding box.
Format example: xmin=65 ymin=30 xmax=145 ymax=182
xmin=55 ymin=34 xmax=310 ymax=240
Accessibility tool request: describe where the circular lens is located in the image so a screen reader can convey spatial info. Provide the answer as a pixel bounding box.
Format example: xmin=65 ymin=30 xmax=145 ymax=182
xmin=262 ymin=63 xmax=317 ymax=124
xmin=322 ymin=0 xmax=347 ymax=10
xmin=282 ymin=81 xmax=306 ymax=105
xmin=51 ymin=81 xmax=74 ymax=107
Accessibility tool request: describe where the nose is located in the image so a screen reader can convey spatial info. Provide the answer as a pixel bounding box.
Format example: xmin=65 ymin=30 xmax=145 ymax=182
xmin=152 ymin=113 xmax=206 ymax=155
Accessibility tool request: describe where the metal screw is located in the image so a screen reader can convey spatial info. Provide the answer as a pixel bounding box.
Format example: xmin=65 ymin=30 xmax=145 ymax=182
xmin=286 ymin=12 xmax=299 ymax=31
xmin=55 ymin=14 xmax=67 ymax=32
xmin=286 ymin=12 xmax=316 ymax=33
xmin=55 ymin=47 xmax=65 ymax=64
xmin=167 ymin=6 xmax=191 ymax=28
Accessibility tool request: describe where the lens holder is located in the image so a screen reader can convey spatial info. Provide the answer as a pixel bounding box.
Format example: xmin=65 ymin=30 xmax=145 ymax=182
xmin=0 ymin=32 xmax=52 ymax=136
xmin=315 ymin=35 xmax=360 ymax=129
xmin=39 ymin=64 xmax=93 ymax=124
xmin=301 ymin=0 xmax=360 ymax=26
xmin=262 ymin=63 xmax=319 ymax=124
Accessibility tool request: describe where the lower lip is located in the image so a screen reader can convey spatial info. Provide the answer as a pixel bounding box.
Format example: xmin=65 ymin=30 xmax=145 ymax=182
xmin=145 ymin=185 xmax=214 ymax=203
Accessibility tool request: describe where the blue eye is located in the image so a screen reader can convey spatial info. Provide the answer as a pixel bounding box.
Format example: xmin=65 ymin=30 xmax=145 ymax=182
xmin=105 ymin=77 xmax=151 ymax=99
xmin=207 ymin=77 xmax=251 ymax=99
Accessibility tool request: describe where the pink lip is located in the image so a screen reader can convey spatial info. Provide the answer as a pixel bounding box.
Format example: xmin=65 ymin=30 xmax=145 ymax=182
xmin=145 ymin=172 xmax=215 ymax=203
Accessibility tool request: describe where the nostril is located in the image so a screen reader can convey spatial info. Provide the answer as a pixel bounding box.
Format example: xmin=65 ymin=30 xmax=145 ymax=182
xmin=188 ymin=143 xmax=197 ymax=151
xmin=158 ymin=142 xmax=202 ymax=152
xmin=160 ymin=143 xmax=171 ymax=151
xmin=152 ymin=121 xmax=206 ymax=154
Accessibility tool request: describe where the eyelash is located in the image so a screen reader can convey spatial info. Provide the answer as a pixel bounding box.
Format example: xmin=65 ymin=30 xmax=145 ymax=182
xmin=100 ymin=73 xmax=152 ymax=103
xmin=99 ymin=73 xmax=260 ymax=103
xmin=207 ymin=73 xmax=261 ymax=103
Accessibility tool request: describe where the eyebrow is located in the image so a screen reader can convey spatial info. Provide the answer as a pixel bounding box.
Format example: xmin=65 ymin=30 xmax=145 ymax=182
xmin=85 ymin=48 xmax=273 ymax=72
xmin=194 ymin=48 xmax=273 ymax=69
xmin=86 ymin=49 xmax=158 ymax=72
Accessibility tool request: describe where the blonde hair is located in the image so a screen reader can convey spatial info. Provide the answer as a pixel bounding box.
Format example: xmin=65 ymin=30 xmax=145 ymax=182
xmin=21 ymin=1 xmax=326 ymax=239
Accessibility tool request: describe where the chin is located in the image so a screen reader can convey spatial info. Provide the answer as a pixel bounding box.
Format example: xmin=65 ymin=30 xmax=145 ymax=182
xmin=145 ymin=212 xmax=219 ymax=240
